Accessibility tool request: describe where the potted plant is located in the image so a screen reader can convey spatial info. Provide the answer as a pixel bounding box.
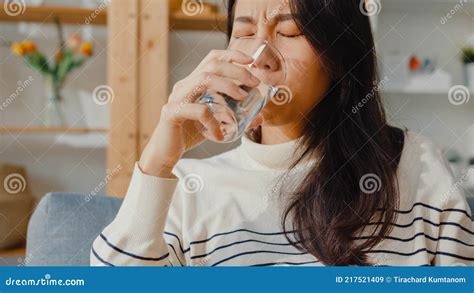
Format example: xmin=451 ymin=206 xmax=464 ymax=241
xmin=462 ymin=46 xmax=474 ymax=90
xmin=10 ymin=21 xmax=93 ymax=127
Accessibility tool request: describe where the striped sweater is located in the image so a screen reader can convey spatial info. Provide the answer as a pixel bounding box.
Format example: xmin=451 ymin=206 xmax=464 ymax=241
xmin=91 ymin=132 xmax=473 ymax=266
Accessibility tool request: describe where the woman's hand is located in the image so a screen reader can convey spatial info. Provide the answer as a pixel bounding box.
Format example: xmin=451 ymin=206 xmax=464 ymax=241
xmin=139 ymin=49 xmax=262 ymax=178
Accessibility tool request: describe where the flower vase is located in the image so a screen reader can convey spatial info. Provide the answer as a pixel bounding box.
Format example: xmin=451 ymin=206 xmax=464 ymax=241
xmin=41 ymin=75 xmax=66 ymax=127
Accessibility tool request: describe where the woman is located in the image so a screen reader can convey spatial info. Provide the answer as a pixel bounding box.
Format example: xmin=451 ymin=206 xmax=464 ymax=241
xmin=91 ymin=0 xmax=473 ymax=266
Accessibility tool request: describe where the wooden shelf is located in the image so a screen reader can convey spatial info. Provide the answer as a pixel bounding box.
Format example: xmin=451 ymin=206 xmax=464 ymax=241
xmin=0 ymin=5 xmax=107 ymax=25
xmin=382 ymin=0 xmax=474 ymax=12
xmin=0 ymin=246 xmax=25 ymax=258
xmin=383 ymin=88 xmax=474 ymax=95
xmin=0 ymin=4 xmax=228 ymax=31
xmin=0 ymin=127 xmax=108 ymax=134
xmin=171 ymin=11 xmax=227 ymax=32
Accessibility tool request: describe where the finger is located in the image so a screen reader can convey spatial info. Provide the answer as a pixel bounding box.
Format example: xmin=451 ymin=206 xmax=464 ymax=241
xmin=171 ymin=71 xmax=249 ymax=104
xmin=195 ymin=49 xmax=254 ymax=74
xmin=204 ymin=74 xmax=250 ymax=101
xmin=209 ymin=49 xmax=254 ymax=65
xmin=206 ymin=60 xmax=260 ymax=88
xmin=169 ymin=103 xmax=224 ymax=141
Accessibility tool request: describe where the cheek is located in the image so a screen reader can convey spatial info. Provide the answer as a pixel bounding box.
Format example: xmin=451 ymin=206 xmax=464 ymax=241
xmin=285 ymin=48 xmax=329 ymax=104
xmin=289 ymin=45 xmax=320 ymax=78
xmin=262 ymin=44 xmax=331 ymax=123
xmin=278 ymin=41 xmax=323 ymax=87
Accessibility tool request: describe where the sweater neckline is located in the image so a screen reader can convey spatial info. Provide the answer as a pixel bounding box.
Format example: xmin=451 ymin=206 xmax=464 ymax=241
xmin=239 ymin=134 xmax=304 ymax=170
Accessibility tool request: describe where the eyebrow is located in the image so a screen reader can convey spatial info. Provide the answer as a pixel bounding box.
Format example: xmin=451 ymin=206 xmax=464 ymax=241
xmin=234 ymin=16 xmax=256 ymax=24
xmin=234 ymin=13 xmax=294 ymax=25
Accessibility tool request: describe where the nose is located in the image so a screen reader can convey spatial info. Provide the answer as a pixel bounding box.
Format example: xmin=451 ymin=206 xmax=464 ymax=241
xmin=251 ymin=43 xmax=282 ymax=73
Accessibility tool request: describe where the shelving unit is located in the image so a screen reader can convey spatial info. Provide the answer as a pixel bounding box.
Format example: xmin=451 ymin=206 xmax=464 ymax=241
xmin=375 ymin=0 xmax=474 ymax=93
xmin=0 ymin=127 xmax=108 ymax=134
xmin=382 ymin=88 xmax=474 ymax=95
xmin=0 ymin=1 xmax=228 ymax=197
xmin=0 ymin=5 xmax=107 ymax=25
xmin=0 ymin=4 xmax=227 ymax=30
xmin=106 ymin=0 xmax=228 ymax=196
xmin=171 ymin=11 xmax=227 ymax=31
xmin=381 ymin=0 xmax=474 ymax=12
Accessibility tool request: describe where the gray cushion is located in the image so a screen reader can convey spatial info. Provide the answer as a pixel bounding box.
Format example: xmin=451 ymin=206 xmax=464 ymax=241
xmin=26 ymin=193 xmax=122 ymax=266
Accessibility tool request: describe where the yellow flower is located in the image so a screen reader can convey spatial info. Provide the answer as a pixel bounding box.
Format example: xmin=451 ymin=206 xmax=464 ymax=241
xmin=79 ymin=42 xmax=93 ymax=57
xmin=21 ymin=40 xmax=37 ymax=54
xmin=11 ymin=42 xmax=26 ymax=56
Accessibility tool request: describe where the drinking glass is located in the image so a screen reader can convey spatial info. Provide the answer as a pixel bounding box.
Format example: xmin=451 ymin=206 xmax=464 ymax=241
xmin=196 ymin=37 xmax=287 ymax=143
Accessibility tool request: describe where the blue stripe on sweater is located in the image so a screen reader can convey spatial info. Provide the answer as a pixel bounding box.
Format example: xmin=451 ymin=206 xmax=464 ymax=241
xmin=100 ymin=233 xmax=169 ymax=261
xmin=91 ymin=247 xmax=115 ymax=266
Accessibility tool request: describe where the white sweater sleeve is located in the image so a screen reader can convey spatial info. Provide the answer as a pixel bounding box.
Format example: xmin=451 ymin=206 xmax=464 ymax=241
xmin=90 ymin=163 xmax=186 ymax=266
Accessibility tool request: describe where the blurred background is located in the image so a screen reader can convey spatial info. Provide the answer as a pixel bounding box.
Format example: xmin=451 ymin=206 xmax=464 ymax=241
xmin=0 ymin=0 xmax=473 ymax=263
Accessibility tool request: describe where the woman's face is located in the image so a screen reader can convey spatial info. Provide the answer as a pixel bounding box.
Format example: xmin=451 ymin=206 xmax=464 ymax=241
xmin=231 ymin=0 xmax=331 ymax=127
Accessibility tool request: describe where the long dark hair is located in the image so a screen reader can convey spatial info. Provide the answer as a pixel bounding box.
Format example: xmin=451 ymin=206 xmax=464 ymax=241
xmin=227 ymin=0 xmax=405 ymax=265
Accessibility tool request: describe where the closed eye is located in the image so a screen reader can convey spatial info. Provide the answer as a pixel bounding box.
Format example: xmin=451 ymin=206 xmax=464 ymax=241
xmin=277 ymin=32 xmax=303 ymax=38
xmin=232 ymin=30 xmax=256 ymax=38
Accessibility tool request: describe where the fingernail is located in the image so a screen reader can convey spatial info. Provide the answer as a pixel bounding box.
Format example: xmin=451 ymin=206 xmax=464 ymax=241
xmin=239 ymin=88 xmax=248 ymax=97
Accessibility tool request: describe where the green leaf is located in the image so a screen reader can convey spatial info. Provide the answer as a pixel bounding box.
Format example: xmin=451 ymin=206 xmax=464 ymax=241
xmin=462 ymin=47 xmax=474 ymax=64
xmin=56 ymin=53 xmax=74 ymax=83
xmin=25 ymin=53 xmax=50 ymax=74
xmin=36 ymin=54 xmax=51 ymax=74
